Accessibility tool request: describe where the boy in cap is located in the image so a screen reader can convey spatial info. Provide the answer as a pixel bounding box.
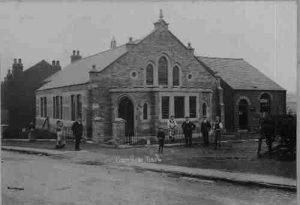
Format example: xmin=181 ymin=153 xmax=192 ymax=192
xmin=157 ymin=127 xmax=166 ymax=154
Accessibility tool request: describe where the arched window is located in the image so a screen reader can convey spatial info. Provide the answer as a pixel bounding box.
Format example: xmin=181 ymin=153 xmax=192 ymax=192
xmin=202 ymin=103 xmax=207 ymax=117
xmin=143 ymin=103 xmax=148 ymax=120
xmin=158 ymin=56 xmax=168 ymax=85
xmin=173 ymin=66 xmax=180 ymax=86
xmin=260 ymin=93 xmax=271 ymax=113
xmin=146 ymin=64 xmax=154 ymax=85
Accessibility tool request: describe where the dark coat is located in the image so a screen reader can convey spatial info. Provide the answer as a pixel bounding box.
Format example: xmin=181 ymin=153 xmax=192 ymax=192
xmin=157 ymin=130 xmax=165 ymax=145
xmin=181 ymin=121 xmax=196 ymax=135
xmin=72 ymin=121 xmax=83 ymax=137
xmin=201 ymin=121 xmax=211 ymax=133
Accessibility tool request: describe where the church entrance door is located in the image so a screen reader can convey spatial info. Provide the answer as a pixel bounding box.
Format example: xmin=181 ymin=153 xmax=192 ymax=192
xmin=238 ymin=99 xmax=248 ymax=130
xmin=118 ymin=96 xmax=134 ymax=137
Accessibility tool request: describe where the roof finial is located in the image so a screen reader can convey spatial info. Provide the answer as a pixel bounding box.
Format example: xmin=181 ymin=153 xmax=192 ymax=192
xmin=159 ymin=9 xmax=163 ymax=20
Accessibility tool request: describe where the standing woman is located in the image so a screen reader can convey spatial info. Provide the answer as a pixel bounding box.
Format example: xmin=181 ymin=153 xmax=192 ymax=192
xmin=213 ymin=116 xmax=223 ymax=149
xmin=167 ymin=115 xmax=177 ymax=142
xmin=55 ymin=120 xmax=64 ymax=149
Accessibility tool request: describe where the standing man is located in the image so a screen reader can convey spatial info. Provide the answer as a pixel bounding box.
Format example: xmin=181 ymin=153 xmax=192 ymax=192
xmin=181 ymin=116 xmax=196 ymax=147
xmin=213 ymin=116 xmax=223 ymax=149
xmin=201 ymin=116 xmax=211 ymax=146
xmin=72 ymin=118 xmax=83 ymax=151
xmin=167 ymin=115 xmax=177 ymax=142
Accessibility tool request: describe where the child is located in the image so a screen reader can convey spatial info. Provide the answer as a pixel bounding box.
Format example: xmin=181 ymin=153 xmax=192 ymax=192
xmin=157 ymin=127 xmax=165 ymax=154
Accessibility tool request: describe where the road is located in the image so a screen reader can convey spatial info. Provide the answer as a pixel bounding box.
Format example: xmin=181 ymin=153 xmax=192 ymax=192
xmin=2 ymin=151 xmax=296 ymax=205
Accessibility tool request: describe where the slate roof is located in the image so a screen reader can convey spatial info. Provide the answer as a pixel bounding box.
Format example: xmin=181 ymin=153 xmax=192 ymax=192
xmin=197 ymin=56 xmax=285 ymax=91
xmin=38 ymin=41 xmax=140 ymax=91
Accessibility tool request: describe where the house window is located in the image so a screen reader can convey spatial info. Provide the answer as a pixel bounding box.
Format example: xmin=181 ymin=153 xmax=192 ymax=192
xmin=40 ymin=97 xmax=47 ymax=117
xmin=173 ymin=66 xmax=180 ymax=86
xmin=161 ymin=96 xmax=169 ymax=119
xmin=174 ymin=96 xmax=185 ymax=118
xmin=202 ymin=103 xmax=207 ymax=117
xmin=76 ymin=94 xmax=82 ymax=119
xmin=55 ymin=96 xmax=59 ymax=119
xmin=60 ymin=96 xmax=63 ymax=119
xmin=71 ymin=95 xmax=76 ymax=121
xmin=53 ymin=97 xmax=56 ymax=118
xmin=40 ymin=97 xmax=43 ymax=117
xmin=143 ymin=103 xmax=148 ymax=120
xmin=146 ymin=64 xmax=154 ymax=85
xmin=158 ymin=56 xmax=168 ymax=85
xmin=189 ymin=96 xmax=196 ymax=118
xmin=53 ymin=96 xmax=63 ymax=119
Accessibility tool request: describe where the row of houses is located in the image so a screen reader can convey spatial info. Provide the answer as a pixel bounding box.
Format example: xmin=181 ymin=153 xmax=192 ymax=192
xmin=2 ymin=11 xmax=286 ymax=142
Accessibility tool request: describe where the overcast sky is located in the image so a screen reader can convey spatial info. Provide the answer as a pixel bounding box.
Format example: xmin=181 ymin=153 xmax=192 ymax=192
xmin=0 ymin=1 xmax=296 ymax=93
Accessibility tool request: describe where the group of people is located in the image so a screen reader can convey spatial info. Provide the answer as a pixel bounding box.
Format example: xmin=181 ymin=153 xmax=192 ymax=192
xmin=157 ymin=115 xmax=223 ymax=153
xmin=55 ymin=118 xmax=83 ymax=151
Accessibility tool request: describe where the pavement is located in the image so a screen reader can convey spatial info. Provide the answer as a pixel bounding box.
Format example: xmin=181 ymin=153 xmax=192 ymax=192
xmin=2 ymin=145 xmax=296 ymax=192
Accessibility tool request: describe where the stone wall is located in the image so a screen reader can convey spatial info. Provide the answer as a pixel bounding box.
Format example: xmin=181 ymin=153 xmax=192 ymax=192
xmin=35 ymin=84 xmax=90 ymax=137
xmin=232 ymin=90 xmax=286 ymax=131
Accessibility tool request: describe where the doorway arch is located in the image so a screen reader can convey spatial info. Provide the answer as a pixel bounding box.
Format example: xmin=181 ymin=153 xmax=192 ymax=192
xmin=118 ymin=96 xmax=134 ymax=137
xmin=238 ymin=99 xmax=249 ymax=130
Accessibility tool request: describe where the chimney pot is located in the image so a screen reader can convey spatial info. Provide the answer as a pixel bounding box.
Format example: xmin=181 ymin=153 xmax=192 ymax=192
xmin=52 ymin=60 xmax=55 ymax=66
xmin=77 ymin=50 xmax=80 ymax=56
xmin=129 ymin=37 xmax=133 ymax=42
xmin=73 ymin=50 xmax=76 ymax=55
xmin=18 ymin=58 xmax=22 ymax=64
xmin=13 ymin=58 xmax=17 ymax=64
xmin=56 ymin=60 xmax=60 ymax=66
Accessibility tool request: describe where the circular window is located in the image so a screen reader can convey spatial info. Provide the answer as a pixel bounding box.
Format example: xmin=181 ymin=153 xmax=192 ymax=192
xmin=130 ymin=71 xmax=137 ymax=79
xmin=187 ymin=73 xmax=193 ymax=80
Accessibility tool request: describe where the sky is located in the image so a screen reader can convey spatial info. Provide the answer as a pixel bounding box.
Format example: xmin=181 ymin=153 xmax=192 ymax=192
xmin=0 ymin=1 xmax=297 ymax=93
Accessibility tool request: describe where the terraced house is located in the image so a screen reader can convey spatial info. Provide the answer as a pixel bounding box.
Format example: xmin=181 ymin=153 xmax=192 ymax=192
xmin=35 ymin=11 xmax=286 ymax=143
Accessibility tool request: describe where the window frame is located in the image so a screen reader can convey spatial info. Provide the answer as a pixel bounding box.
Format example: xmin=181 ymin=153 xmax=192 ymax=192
xmin=158 ymin=56 xmax=169 ymax=86
xmin=189 ymin=96 xmax=197 ymax=118
xmin=161 ymin=96 xmax=170 ymax=119
xmin=172 ymin=65 xmax=180 ymax=86
xmin=145 ymin=64 xmax=154 ymax=86
xmin=174 ymin=96 xmax=185 ymax=119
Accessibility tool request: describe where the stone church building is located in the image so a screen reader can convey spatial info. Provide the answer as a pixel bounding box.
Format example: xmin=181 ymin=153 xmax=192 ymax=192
xmin=35 ymin=12 xmax=286 ymax=142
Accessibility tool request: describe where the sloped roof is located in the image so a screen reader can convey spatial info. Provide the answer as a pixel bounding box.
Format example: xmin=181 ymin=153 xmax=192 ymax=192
xmin=38 ymin=44 xmax=131 ymax=90
xmin=24 ymin=60 xmax=52 ymax=74
xmin=197 ymin=56 xmax=285 ymax=91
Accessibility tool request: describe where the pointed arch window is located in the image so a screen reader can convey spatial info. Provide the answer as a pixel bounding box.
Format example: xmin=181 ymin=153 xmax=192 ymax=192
xmin=146 ymin=64 xmax=154 ymax=85
xmin=158 ymin=56 xmax=168 ymax=85
xmin=173 ymin=66 xmax=180 ymax=86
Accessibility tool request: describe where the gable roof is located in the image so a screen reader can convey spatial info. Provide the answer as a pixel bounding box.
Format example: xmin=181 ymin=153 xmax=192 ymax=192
xmin=24 ymin=60 xmax=52 ymax=74
xmin=197 ymin=56 xmax=285 ymax=91
xmin=37 ymin=43 xmax=135 ymax=91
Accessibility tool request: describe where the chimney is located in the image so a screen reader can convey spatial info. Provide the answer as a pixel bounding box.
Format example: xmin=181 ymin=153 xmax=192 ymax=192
xmin=12 ymin=58 xmax=23 ymax=77
xmin=110 ymin=37 xmax=117 ymax=49
xmin=126 ymin=37 xmax=135 ymax=50
xmin=71 ymin=50 xmax=82 ymax=63
xmin=90 ymin=64 xmax=97 ymax=73
xmin=187 ymin=42 xmax=194 ymax=55
xmin=52 ymin=60 xmax=56 ymax=66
